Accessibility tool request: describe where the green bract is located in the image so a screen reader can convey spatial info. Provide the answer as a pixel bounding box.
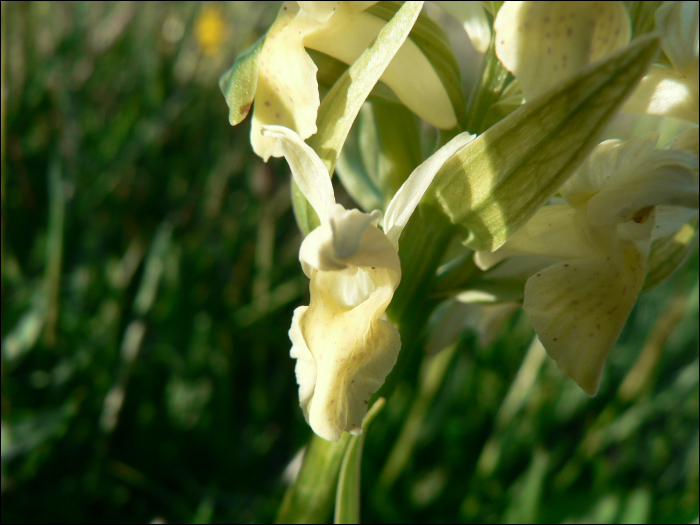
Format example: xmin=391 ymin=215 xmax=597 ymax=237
xmin=429 ymin=34 xmax=660 ymax=252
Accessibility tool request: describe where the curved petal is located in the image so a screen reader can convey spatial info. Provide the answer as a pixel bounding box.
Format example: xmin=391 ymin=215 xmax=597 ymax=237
xmin=655 ymin=1 xmax=699 ymax=76
xmin=304 ymin=6 xmax=457 ymax=129
xmin=563 ymin=134 xmax=700 ymax=225
xmin=262 ymin=125 xmax=335 ymax=222
xmin=298 ymin=1 xmax=379 ymax=22
xmin=586 ymin=149 xmax=699 ymax=225
xmin=474 ymin=205 xmax=602 ymax=270
xmin=622 ymin=64 xmax=699 ymax=123
xmin=652 ymin=205 xmax=699 ymax=237
xmin=434 ymin=1 xmax=491 ymax=53
xmin=289 ymin=306 xmax=316 ymax=420
xmin=384 ymin=132 xmax=475 ymax=248
xmin=524 ymin=240 xmax=648 ymax=396
xmin=669 ymin=126 xmax=699 ymax=156
xmin=252 ymin=3 xmax=322 ymax=160
xmin=494 ymin=1 xmax=630 ymax=101
xmin=299 ymin=205 xmax=401 ymax=285
xmin=298 ymin=267 xmax=401 ymax=441
xmin=331 ymin=207 xmax=382 ymax=259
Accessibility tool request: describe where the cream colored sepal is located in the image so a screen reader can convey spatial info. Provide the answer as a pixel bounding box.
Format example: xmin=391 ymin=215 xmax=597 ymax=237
xmin=289 ymin=266 xmax=400 ymax=442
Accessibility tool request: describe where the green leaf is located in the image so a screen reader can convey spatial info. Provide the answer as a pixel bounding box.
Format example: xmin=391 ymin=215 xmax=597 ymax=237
xmin=367 ymin=1 xmax=468 ymax=130
xmin=643 ymin=217 xmax=699 ymax=291
xmin=334 ymin=398 xmax=386 ymax=525
xmin=429 ymin=35 xmax=660 ymax=252
xmin=219 ymin=34 xmax=266 ymax=126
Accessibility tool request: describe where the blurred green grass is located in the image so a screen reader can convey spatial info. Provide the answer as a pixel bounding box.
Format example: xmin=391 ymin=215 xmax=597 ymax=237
xmin=1 ymin=2 xmax=698 ymax=524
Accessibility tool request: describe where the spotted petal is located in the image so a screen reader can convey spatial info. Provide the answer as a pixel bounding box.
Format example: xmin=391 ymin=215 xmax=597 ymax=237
xmin=494 ymin=1 xmax=630 ymax=101
xmin=524 ymin=238 xmax=649 ymax=396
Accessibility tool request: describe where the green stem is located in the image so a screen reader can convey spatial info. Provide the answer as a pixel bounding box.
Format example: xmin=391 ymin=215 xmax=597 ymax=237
xmin=276 ymin=433 xmax=351 ymax=524
xmin=463 ymin=37 xmax=513 ymax=135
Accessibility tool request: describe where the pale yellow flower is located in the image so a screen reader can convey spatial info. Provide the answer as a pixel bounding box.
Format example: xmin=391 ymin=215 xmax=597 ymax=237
xmin=263 ymin=124 xmax=474 ymax=440
xmin=476 ymin=133 xmax=698 ymax=395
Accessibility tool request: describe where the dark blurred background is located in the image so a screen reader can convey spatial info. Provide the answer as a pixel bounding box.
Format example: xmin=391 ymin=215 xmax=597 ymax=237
xmin=1 ymin=2 xmax=698 ymax=523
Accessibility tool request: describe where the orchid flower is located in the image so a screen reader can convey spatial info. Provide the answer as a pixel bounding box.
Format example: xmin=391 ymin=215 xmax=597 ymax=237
xmin=251 ymin=1 xmax=457 ymax=161
xmin=475 ymin=133 xmax=699 ymax=396
xmin=623 ymin=1 xmax=699 ymax=123
xmin=263 ymin=124 xmax=475 ymax=441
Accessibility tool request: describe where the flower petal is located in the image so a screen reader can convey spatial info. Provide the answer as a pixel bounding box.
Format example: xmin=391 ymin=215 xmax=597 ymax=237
xmin=586 ymin=149 xmax=699 ymax=225
xmin=304 ymin=6 xmax=457 ymax=129
xmin=655 ymin=1 xmax=699 ymax=76
xmin=251 ymin=3 xmax=322 ymax=160
xmin=299 ymin=205 xmax=401 ymax=284
xmin=262 ymin=125 xmax=335 ymax=222
xmin=669 ymin=127 xmax=699 ymax=156
xmin=474 ymin=205 xmax=601 ymax=270
xmin=434 ymin=1 xmax=491 ymax=53
xmin=523 ymin=241 xmax=648 ymax=396
xmin=289 ymin=306 xmax=316 ymax=419
xmin=652 ymin=205 xmax=699 ymax=237
xmin=561 ymin=135 xmax=660 ymax=208
xmin=298 ymin=267 xmax=401 ymax=441
xmin=298 ymin=1 xmax=379 ymax=22
xmin=564 ymin=134 xmax=700 ymax=225
xmin=494 ymin=1 xmax=630 ymax=101
xmin=384 ymin=132 xmax=475 ymax=248
xmin=622 ymin=64 xmax=699 ymax=123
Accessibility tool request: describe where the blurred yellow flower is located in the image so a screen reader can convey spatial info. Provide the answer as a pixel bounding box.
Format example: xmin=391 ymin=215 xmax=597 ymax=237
xmin=196 ymin=5 xmax=225 ymax=56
